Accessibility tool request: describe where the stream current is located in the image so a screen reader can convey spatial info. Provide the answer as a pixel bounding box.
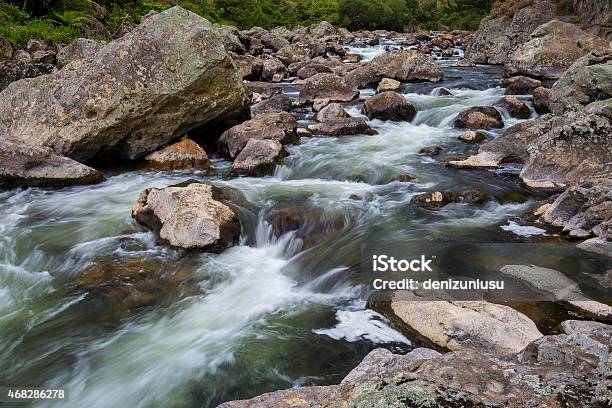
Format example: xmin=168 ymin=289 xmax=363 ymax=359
xmin=0 ymin=43 xmax=572 ymax=407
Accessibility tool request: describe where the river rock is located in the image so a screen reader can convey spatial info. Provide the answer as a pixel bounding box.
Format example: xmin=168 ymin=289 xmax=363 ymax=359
xmin=308 ymin=118 xmax=376 ymax=137
xmin=0 ymin=7 xmax=245 ymax=162
xmin=132 ymin=182 xmax=240 ymax=252
xmin=313 ymin=102 xmax=349 ymax=122
xmin=448 ymin=116 xmax=556 ymax=169
xmin=231 ymin=139 xmax=284 ymax=176
xmin=505 ymin=20 xmax=610 ymax=79
xmin=500 ymin=76 xmax=542 ymax=95
xmin=494 ymin=95 xmax=531 ymax=119
xmin=345 ymin=50 xmax=443 ymax=89
xmin=541 ymin=173 xmax=611 ymax=240
xmin=519 ymin=107 xmax=612 ymax=191
xmin=465 ymin=1 xmax=557 ymax=64
xmin=144 ymin=139 xmax=211 ymax=171
xmin=454 ymin=106 xmax=503 ymax=129
xmin=457 ymin=130 xmax=486 ymax=144
xmin=298 ymin=73 xmax=359 ymax=103
xmin=0 ymin=60 xmax=55 ymax=92
xmin=411 ymin=189 xmax=490 ymax=208
xmin=244 ymin=81 xmax=284 ymax=100
xmin=384 ymin=300 xmax=542 ymax=354
xmin=218 ymin=112 xmax=298 ymax=158
xmin=261 ymin=56 xmax=287 ymax=82
xmin=0 ymin=139 xmax=105 ymax=189
xmin=250 ymin=94 xmax=292 ymax=116
xmin=419 ymin=146 xmax=443 ymax=155
xmin=296 ymin=63 xmax=333 ymax=79
xmin=363 ymin=92 xmax=416 ymax=121
xmin=376 ymin=78 xmax=403 ymax=93
xmin=218 ymin=319 xmax=610 ymax=408
xmin=56 ymin=38 xmax=106 ymax=68
xmin=548 ymin=51 xmax=612 ymax=115
xmin=532 ymin=86 xmax=551 ymax=114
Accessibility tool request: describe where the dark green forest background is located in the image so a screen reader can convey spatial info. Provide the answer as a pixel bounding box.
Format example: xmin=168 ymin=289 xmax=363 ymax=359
xmin=1 ymin=0 xmax=494 ymax=46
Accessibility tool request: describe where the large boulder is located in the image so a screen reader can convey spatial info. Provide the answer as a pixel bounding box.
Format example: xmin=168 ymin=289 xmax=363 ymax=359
xmin=363 ymin=92 xmax=416 ymax=121
xmin=574 ymin=0 xmax=612 ymax=41
xmin=548 ymin=51 xmax=612 ymax=115
xmin=454 ymin=106 xmax=504 ymax=129
xmin=218 ymin=320 xmax=610 ymax=408
xmin=0 ymin=7 xmax=245 ymax=162
xmin=465 ymin=1 xmax=558 ymax=64
xmin=382 ymin=300 xmax=542 ymax=355
xmin=0 ymin=60 xmax=55 ymax=92
xmin=56 ymin=38 xmax=106 ymax=68
xmin=520 ymin=106 xmax=612 ymax=191
xmin=231 ymin=139 xmax=285 ymax=176
xmin=541 ymin=173 xmax=611 ymax=239
xmin=448 ymin=116 xmax=555 ymax=169
xmin=0 ymin=139 xmax=105 ymax=189
xmin=345 ymin=50 xmax=443 ymax=89
xmin=144 ymin=139 xmax=211 ymax=171
xmin=298 ymin=73 xmax=359 ymax=103
xmin=504 ymin=20 xmax=610 ymax=79
xmin=132 ymin=181 xmax=240 ymax=252
xmin=218 ymin=112 xmax=298 ymax=158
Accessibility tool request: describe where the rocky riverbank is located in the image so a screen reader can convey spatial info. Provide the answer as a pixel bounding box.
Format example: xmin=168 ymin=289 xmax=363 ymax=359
xmin=0 ymin=1 xmax=610 ymax=407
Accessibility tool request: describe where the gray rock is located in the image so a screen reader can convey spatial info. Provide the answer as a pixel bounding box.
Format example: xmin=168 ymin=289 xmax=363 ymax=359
xmin=574 ymin=0 xmax=612 ymax=41
xmin=0 ymin=38 xmax=13 ymax=61
xmin=313 ymin=102 xmax=349 ymax=122
xmin=411 ymin=189 xmax=490 ymax=208
xmin=218 ymin=112 xmax=298 ymax=158
xmin=363 ymin=91 xmax=416 ymax=121
xmin=298 ymin=72 xmax=359 ymax=103
xmin=307 ymin=118 xmax=376 ymax=137
xmin=0 ymin=60 xmax=55 ymax=92
xmin=465 ymin=1 xmax=557 ymax=64
xmin=0 ymin=139 xmax=105 ymax=189
xmin=56 ymin=38 xmax=106 ymax=68
xmin=457 ymin=130 xmax=487 ymax=144
xmin=345 ymin=50 xmax=443 ymax=89
xmin=0 ymin=7 xmax=245 ymax=162
xmin=132 ymin=182 xmax=240 ymax=252
xmin=231 ymin=139 xmax=285 ymax=176
xmin=31 ymin=50 xmax=56 ymax=64
xmin=261 ymin=56 xmax=287 ymax=82
xmin=376 ymin=78 xmax=403 ymax=93
xmin=250 ymin=94 xmax=292 ymax=116
xmin=548 ymin=51 xmax=612 ymax=115
xmin=505 ymin=20 xmax=610 ymax=79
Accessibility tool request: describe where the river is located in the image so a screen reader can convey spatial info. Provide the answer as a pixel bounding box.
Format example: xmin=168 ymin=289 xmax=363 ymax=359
xmin=0 ymin=42 xmax=564 ymax=407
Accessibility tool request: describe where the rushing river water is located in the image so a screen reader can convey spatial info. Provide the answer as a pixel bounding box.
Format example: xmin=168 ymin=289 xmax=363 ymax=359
xmin=0 ymin=44 xmax=578 ymax=407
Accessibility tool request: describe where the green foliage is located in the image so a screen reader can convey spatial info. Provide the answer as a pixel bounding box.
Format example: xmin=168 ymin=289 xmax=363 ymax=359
xmin=0 ymin=0 xmax=494 ymax=47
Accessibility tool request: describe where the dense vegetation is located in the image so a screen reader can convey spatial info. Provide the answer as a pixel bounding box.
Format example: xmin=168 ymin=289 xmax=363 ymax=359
xmin=1 ymin=0 xmax=494 ymax=46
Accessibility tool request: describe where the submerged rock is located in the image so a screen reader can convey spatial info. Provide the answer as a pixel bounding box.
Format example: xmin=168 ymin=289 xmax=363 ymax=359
xmin=144 ymin=139 xmax=211 ymax=171
xmin=454 ymin=106 xmax=503 ymax=129
xmin=132 ymin=182 xmax=240 ymax=252
xmin=231 ymin=139 xmax=285 ymax=176
xmin=218 ymin=112 xmax=298 ymax=158
xmin=0 ymin=7 xmax=245 ymax=162
xmin=363 ymin=92 xmax=416 ymax=121
xmin=418 ymin=146 xmax=443 ymax=155
xmin=0 ymin=139 xmax=105 ymax=189
xmin=410 ymin=189 xmax=490 ymax=208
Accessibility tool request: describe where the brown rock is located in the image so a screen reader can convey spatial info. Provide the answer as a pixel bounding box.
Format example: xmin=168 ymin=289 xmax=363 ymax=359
xmin=457 ymin=130 xmax=487 ymax=144
xmin=500 ymin=76 xmax=542 ymax=95
xmin=298 ymin=73 xmax=359 ymax=103
xmin=454 ymin=106 xmax=504 ymax=129
xmin=532 ymin=86 xmax=551 ymax=114
xmin=494 ymin=95 xmax=531 ymax=119
xmin=231 ymin=139 xmax=285 ymax=176
xmin=363 ymin=92 xmax=416 ymax=121
xmin=307 ymin=118 xmax=377 ymax=137
xmin=144 ymin=139 xmax=211 ymax=170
